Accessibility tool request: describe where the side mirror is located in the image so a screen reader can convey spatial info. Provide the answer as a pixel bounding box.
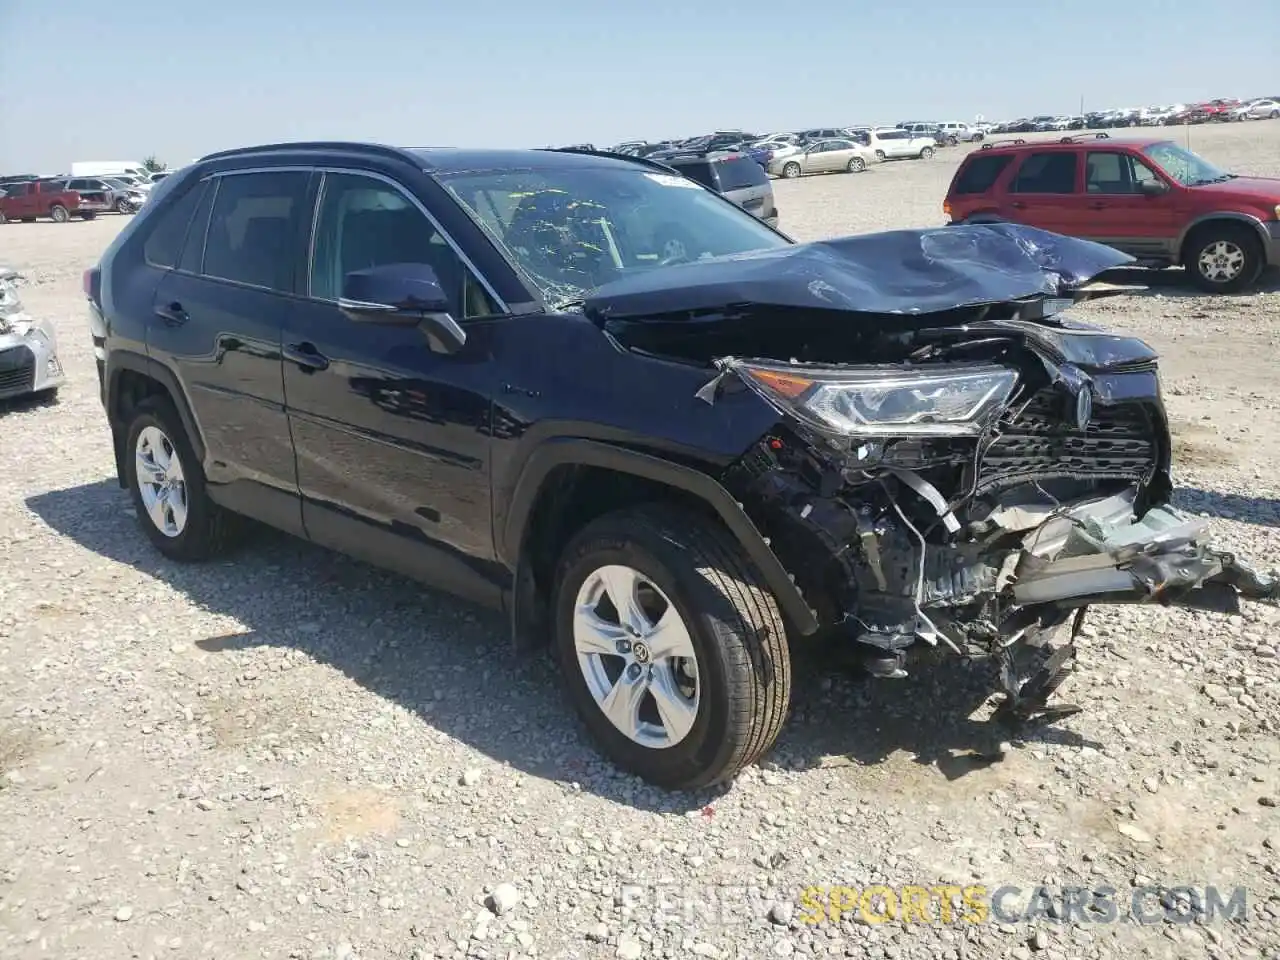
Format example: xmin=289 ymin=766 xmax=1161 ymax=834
xmin=1138 ymin=179 xmax=1169 ymax=196
xmin=339 ymin=263 xmax=467 ymax=354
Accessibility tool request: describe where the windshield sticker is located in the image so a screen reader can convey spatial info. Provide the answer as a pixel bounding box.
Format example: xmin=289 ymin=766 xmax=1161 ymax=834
xmin=644 ymin=173 xmax=701 ymax=189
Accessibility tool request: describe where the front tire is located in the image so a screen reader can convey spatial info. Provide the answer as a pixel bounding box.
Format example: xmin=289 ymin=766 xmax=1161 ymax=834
xmin=874 ymin=149 xmax=885 ymax=161
xmin=781 ymin=162 xmax=801 ymax=179
xmin=124 ymin=396 xmax=237 ymax=561
xmin=552 ymin=505 xmax=792 ymax=790
xmin=1184 ymin=224 xmax=1263 ymax=293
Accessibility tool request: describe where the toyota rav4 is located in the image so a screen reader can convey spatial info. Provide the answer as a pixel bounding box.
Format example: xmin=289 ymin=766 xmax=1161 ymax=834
xmin=87 ymin=141 xmax=1279 ymax=790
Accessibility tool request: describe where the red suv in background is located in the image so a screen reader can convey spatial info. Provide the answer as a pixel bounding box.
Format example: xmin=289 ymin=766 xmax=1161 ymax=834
xmin=943 ymin=133 xmax=1280 ymax=292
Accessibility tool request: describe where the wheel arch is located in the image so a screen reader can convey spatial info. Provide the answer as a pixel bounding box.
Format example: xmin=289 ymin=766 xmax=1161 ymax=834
xmin=503 ymin=439 xmax=819 ymax=651
xmin=1177 ymin=213 xmax=1269 ymax=262
xmin=105 ymin=351 xmax=206 ymax=488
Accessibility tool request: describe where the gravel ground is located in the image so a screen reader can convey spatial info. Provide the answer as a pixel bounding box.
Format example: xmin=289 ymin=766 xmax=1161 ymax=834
xmin=3 ymin=122 xmax=1280 ymax=960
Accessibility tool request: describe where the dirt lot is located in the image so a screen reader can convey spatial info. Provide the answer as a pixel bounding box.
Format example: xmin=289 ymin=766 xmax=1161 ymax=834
xmin=2 ymin=123 xmax=1280 ymax=960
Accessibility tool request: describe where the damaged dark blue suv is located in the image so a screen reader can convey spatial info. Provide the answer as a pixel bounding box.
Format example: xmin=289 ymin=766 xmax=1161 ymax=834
xmin=86 ymin=141 xmax=1279 ymax=790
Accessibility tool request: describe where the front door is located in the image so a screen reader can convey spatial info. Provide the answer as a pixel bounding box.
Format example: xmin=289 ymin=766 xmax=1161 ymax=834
xmin=1080 ymin=151 xmax=1180 ymax=260
xmin=147 ymin=169 xmax=311 ymax=534
xmin=282 ymin=170 xmax=504 ymax=606
xmin=1000 ymin=149 xmax=1086 ymax=235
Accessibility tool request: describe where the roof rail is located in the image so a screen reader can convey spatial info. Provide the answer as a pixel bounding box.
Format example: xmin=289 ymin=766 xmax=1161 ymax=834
xmin=979 ymin=138 xmax=1027 ymax=150
xmin=1057 ymin=132 xmax=1111 ymax=143
xmin=197 ymin=141 xmax=416 ymax=164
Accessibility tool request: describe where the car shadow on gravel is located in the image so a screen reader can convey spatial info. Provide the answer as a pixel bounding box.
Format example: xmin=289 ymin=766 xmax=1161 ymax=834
xmin=27 ymin=478 xmax=1097 ymax=809
xmin=1175 ymin=486 xmax=1280 ymax=527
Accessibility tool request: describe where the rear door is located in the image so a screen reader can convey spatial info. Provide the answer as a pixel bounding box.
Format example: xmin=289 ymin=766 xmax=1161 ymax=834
xmin=148 ymin=168 xmax=311 ymax=533
xmin=713 ymin=156 xmax=774 ymax=220
xmin=1080 ymin=151 xmax=1179 ymax=259
xmin=1001 ymin=150 xmax=1085 ymax=235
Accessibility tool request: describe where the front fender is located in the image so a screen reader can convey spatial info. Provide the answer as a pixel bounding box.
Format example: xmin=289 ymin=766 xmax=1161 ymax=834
xmin=502 ymin=437 xmax=820 ymax=636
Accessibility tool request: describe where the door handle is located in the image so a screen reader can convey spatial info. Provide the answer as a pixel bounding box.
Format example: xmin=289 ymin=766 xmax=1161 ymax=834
xmin=284 ymin=342 xmax=329 ymax=372
xmin=1089 ymin=202 xmax=1107 ymax=210
xmin=155 ymin=301 xmax=189 ymax=326
xmin=1010 ymin=201 xmax=1027 ymax=210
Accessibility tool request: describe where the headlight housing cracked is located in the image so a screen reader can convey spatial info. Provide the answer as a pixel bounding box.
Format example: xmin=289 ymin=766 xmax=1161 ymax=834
xmin=735 ymin=361 xmax=1019 ymax=437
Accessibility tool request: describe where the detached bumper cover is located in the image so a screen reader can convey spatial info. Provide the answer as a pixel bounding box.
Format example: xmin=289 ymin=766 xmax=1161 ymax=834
xmin=0 ymin=315 xmax=66 ymax=399
xmin=1010 ymin=489 xmax=1279 ymax=611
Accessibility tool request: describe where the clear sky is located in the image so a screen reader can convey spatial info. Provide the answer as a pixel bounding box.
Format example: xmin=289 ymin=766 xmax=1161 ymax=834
xmin=2 ymin=0 xmax=1276 ymax=172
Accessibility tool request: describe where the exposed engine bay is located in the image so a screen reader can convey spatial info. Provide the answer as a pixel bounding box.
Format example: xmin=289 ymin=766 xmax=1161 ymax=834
xmin=585 ymin=224 xmax=1280 ymax=727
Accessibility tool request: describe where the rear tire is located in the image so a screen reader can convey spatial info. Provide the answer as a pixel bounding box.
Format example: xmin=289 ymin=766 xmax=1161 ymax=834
xmin=0 ymin=211 xmax=7 ymax=224
xmin=920 ymin=146 xmax=935 ymax=159
xmin=49 ymin=204 xmax=69 ymax=223
xmin=781 ymin=162 xmax=801 ymax=179
xmin=1184 ymin=224 xmax=1264 ymax=293
xmin=552 ymin=505 xmax=792 ymax=790
xmin=846 ymin=157 xmax=866 ymax=173
xmin=124 ymin=396 xmax=238 ymax=561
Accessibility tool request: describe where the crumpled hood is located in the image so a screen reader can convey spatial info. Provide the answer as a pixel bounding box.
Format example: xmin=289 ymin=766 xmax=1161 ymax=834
xmin=583 ymin=223 xmax=1133 ymax=321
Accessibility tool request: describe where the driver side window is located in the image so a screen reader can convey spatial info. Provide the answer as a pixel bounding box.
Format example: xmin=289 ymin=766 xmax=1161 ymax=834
xmin=308 ymin=172 xmax=496 ymax=318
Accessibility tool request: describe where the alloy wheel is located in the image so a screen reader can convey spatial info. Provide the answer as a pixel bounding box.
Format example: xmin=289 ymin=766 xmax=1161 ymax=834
xmin=135 ymin=425 xmax=189 ymax=537
xmin=572 ymin=564 xmax=700 ymax=749
xmin=1197 ymin=240 xmax=1246 ymax=283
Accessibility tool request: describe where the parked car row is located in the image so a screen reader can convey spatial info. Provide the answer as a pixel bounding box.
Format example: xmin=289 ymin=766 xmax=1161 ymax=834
xmin=0 ymin=170 xmax=163 ymax=223
xmin=989 ymin=97 xmax=1280 ymax=133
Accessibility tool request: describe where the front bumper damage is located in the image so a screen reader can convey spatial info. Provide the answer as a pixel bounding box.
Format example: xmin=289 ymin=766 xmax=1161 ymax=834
xmin=0 ymin=268 xmax=65 ymax=401
xmin=588 ymin=223 xmax=1280 ymax=729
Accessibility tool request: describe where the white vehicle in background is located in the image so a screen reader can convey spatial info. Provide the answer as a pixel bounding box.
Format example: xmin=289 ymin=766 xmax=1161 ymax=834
xmin=866 ymin=127 xmax=935 ymax=160
xmin=70 ymin=160 xmax=150 ymax=179
xmin=937 ymin=121 xmax=984 ymax=143
xmin=753 ymin=139 xmax=802 ymax=162
xmin=1245 ymin=98 xmax=1280 ymax=120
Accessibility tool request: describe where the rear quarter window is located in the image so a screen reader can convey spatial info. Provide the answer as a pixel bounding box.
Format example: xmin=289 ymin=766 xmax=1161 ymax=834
xmin=668 ymin=161 xmax=716 ymax=190
xmin=952 ymin=154 xmax=1014 ymax=195
xmin=713 ymin=158 xmax=767 ymax=191
xmin=143 ymin=179 xmax=210 ymax=269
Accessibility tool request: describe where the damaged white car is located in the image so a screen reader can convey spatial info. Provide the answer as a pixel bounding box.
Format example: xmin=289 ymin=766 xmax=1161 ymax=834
xmin=0 ymin=266 xmax=65 ymax=402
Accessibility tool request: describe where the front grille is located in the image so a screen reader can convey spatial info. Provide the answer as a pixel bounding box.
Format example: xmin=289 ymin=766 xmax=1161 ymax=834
xmin=977 ymin=389 xmax=1156 ymax=493
xmin=0 ymin=345 xmax=35 ymax=397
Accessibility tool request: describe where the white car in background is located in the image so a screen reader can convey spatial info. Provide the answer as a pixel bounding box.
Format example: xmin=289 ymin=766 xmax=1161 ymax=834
xmin=937 ymin=121 xmax=984 ymax=143
xmin=866 ymin=128 xmax=936 ymax=160
xmin=1245 ymin=98 xmax=1280 ymax=120
xmin=753 ymin=139 xmax=802 ymax=162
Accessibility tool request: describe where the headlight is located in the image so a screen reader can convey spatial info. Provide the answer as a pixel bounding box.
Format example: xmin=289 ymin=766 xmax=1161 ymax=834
xmin=734 ymin=361 xmax=1018 ymax=436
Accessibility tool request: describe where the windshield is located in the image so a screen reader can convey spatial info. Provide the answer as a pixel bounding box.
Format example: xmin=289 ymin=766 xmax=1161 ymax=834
xmin=1143 ymin=142 xmax=1233 ymax=186
xmin=439 ymin=165 xmax=789 ymax=306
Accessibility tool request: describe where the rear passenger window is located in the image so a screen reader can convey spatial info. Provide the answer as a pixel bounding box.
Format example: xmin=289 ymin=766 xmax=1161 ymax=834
xmin=201 ymin=171 xmax=310 ymax=292
xmin=953 ymin=154 xmax=1014 ymax=194
xmin=714 ymin=158 xmax=767 ymax=191
xmin=1011 ymin=152 xmax=1078 ymax=194
xmin=143 ymin=180 xmax=208 ymax=269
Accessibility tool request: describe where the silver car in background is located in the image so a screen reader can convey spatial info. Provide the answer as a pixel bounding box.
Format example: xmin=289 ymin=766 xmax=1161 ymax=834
xmin=767 ymin=138 xmax=877 ymax=178
xmin=0 ymin=267 xmax=65 ymax=402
